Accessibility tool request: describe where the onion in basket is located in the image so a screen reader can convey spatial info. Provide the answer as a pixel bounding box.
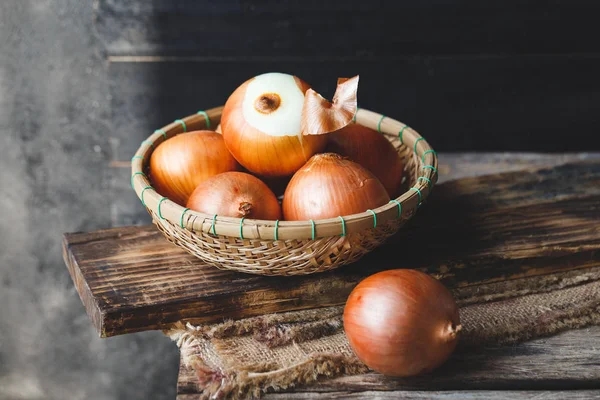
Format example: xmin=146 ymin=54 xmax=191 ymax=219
xmin=327 ymin=123 xmax=404 ymax=197
xmin=282 ymin=153 xmax=390 ymax=220
xmin=186 ymin=171 xmax=282 ymax=220
xmin=149 ymin=131 xmax=240 ymax=206
xmin=344 ymin=269 xmax=461 ymax=377
xmin=220 ymin=72 xmax=359 ymax=177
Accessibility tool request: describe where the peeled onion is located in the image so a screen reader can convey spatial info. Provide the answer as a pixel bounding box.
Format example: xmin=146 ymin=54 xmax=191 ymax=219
xmin=327 ymin=123 xmax=404 ymax=197
xmin=186 ymin=171 xmax=282 ymax=220
xmin=282 ymin=153 xmax=390 ymax=220
xmin=149 ymin=131 xmax=239 ymax=206
xmin=221 ymin=72 xmax=327 ymax=177
xmin=344 ymin=269 xmax=461 ymax=377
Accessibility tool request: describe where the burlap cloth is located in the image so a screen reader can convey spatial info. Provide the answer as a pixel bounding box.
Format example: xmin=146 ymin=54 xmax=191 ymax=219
xmin=165 ymin=267 xmax=600 ymax=399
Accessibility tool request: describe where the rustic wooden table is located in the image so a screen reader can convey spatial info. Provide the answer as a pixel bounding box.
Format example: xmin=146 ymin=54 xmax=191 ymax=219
xmin=63 ymin=153 xmax=600 ymax=399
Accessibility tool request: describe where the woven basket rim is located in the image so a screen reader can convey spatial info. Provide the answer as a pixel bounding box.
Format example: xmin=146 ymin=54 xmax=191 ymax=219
xmin=131 ymin=106 xmax=438 ymax=241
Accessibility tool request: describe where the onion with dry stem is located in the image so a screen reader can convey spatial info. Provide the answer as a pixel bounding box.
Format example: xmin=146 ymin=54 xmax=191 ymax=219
xmin=327 ymin=123 xmax=404 ymax=197
xmin=344 ymin=269 xmax=461 ymax=377
xmin=186 ymin=171 xmax=282 ymax=220
xmin=282 ymin=153 xmax=390 ymax=220
xmin=149 ymin=131 xmax=240 ymax=206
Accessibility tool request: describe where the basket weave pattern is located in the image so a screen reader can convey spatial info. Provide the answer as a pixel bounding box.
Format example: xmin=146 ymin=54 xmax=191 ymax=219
xmin=131 ymin=107 xmax=437 ymax=276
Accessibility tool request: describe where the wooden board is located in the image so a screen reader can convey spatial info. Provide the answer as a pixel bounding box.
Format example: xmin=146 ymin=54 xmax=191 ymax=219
xmin=63 ymin=159 xmax=600 ymax=337
xmin=176 ymin=326 xmax=600 ymax=398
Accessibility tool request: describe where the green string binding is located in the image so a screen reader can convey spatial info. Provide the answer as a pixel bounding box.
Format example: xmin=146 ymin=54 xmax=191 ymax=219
xmin=239 ymin=217 xmax=245 ymax=239
xmin=197 ymin=110 xmax=211 ymax=128
xmin=352 ymin=107 xmax=360 ymax=123
xmin=422 ymin=149 xmax=437 ymax=163
xmin=338 ymin=216 xmax=346 ymax=237
xmin=422 ymin=165 xmax=438 ymax=174
xmin=131 ymin=155 xmax=143 ymax=161
xmin=211 ymin=214 xmax=217 ymax=236
xmin=418 ymin=176 xmax=432 ymax=188
xmin=398 ymin=125 xmax=409 ymax=144
xmin=154 ymin=129 xmax=167 ymax=140
xmin=130 ymin=172 xmax=146 ymax=189
xmin=174 ymin=119 xmax=187 ymax=132
xmin=140 ymin=185 xmax=153 ymax=206
xmin=142 ymin=140 xmax=154 ymax=148
xmin=157 ymin=197 xmax=168 ymax=220
xmin=410 ymin=187 xmax=422 ymax=205
xmin=180 ymin=208 xmax=190 ymax=228
xmin=377 ymin=115 xmax=385 ymax=133
xmin=389 ymin=199 xmax=402 ymax=218
xmin=274 ymin=220 xmax=280 ymax=241
xmin=309 ymin=219 xmax=316 ymax=240
xmin=414 ymin=137 xmax=424 ymax=154
xmin=366 ymin=209 xmax=377 ymax=228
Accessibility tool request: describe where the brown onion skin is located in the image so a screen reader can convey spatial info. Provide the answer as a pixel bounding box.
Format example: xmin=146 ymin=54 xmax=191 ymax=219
xmin=221 ymin=76 xmax=328 ymax=177
xmin=282 ymin=153 xmax=390 ymax=220
xmin=327 ymin=123 xmax=404 ymax=197
xmin=149 ymin=131 xmax=240 ymax=206
xmin=344 ymin=269 xmax=461 ymax=377
xmin=186 ymin=171 xmax=282 ymax=220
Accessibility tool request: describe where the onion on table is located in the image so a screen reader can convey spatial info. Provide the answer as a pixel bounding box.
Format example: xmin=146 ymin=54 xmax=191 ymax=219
xmin=149 ymin=131 xmax=240 ymax=206
xmin=343 ymin=269 xmax=461 ymax=377
xmin=282 ymin=153 xmax=390 ymax=220
xmin=186 ymin=171 xmax=282 ymax=220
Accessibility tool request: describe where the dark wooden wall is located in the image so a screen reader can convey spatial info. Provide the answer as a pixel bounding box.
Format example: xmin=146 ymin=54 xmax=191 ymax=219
xmin=99 ymin=0 xmax=600 ymax=159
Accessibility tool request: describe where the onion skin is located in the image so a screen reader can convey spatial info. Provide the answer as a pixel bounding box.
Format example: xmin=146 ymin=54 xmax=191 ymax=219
xmin=221 ymin=73 xmax=328 ymax=177
xmin=344 ymin=269 xmax=461 ymax=377
xmin=327 ymin=123 xmax=404 ymax=197
xmin=282 ymin=153 xmax=390 ymax=220
xmin=186 ymin=171 xmax=282 ymax=220
xmin=149 ymin=131 xmax=240 ymax=206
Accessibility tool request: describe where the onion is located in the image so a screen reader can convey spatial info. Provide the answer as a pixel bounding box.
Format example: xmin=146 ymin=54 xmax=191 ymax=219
xmin=282 ymin=153 xmax=390 ymax=220
xmin=221 ymin=73 xmax=359 ymax=177
xmin=327 ymin=123 xmax=404 ymax=197
xmin=344 ymin=269 xmax=461 ymax=377
xmin=186 ymin=171 xmax=282 ymax=220
xmin=149 ymin=131 xmax=239 ymax=206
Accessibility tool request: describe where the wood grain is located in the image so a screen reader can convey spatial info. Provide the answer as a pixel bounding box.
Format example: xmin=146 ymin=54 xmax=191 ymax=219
xmin=176 ymin=326 xmax=600 ymax=396
xmin=63 ymin=160 xmax=600 ymax=337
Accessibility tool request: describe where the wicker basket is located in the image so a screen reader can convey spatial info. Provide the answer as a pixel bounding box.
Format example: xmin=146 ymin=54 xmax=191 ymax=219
xmin=131 ymin=106 xmax=438 ymax=276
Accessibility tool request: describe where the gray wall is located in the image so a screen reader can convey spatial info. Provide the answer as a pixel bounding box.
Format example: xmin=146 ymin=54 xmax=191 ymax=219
xmin=0 ymin=1 xmax=177 ymax=399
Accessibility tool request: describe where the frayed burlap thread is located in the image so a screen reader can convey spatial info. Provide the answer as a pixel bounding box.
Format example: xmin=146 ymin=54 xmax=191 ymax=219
xmin=166 ymin=269 xmax=600 ymax=399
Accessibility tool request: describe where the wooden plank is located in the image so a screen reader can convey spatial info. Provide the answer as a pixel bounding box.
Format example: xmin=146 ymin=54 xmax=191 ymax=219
xmin=95 ymin=0 xmax=600 ymax=57
xmin=176 ymin=327 xmax=600 ymax=395
xmin=63 ymin=160 xmax=600 ymax=337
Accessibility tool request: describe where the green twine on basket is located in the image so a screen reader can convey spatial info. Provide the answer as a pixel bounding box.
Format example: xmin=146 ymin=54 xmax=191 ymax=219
xmin=389 ymin=199 xmax=402 ymax=218
xmin=352 ymin=107 xmax=360 ymax=123
xmin=274 ymin=220 xmax=280 ymax=241
xmin=309 ymin=219 xmax=316 ymax=240
xmin=211 ymin=214 xmax=217 ymax=236
xmin=157 ymin=197 xmax=168 ymax=220
xmin=239 ymin=217 xmax=246 ymax=239
xmin=398 ymin=125 xmax=409 ymax=144
xmin=422 ymin=149 xmax=437 ymax=163
xmin=377 ymin=115 xmax=385 ymax=133
xmin=414 ymin=137 xmax=424 ymax=154
xmin=174 ymin=119 xmax=187 ymax=132
xmin=130 ymin=172 xmax=146 ymax=189
xmin=197 ymin=110 xmax=211 ymax=128
xmin=418 ymin=176 xmax=432 ymax=189
xmin=154 ymin=129 xmax=167 ymax=140
xmin=422 ymin=165 xmax=438 ymax=174
xmin=140 ymin=185 xmax=153 ymax=207
xmin=180 ymin=208 xmax=190 ymax=228
xmin=338 ymin=216 xmax=346 ymax=237
xmin=131 ymin=155 xmax=143 ymax=161
xmin=367 ymin=209 xmax=377 ymax=228
xmin=410 ymin=187 xmax=422 ymax=206
xmin=142 ymin=140 xmax=154 ymax=148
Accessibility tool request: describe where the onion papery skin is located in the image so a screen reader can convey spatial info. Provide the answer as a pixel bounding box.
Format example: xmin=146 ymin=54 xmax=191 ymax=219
xmin=327 ymin=123 xmax=404 ymax=197
xmin=343 ymin=269 xmax=461 ymax=377
xmin=282 ymin=153 xmax=390 ymax=221
xmin=186 ymin=171 xmax=282 ymax=220
xmin=221 ymin=72 xmax=328 ymax=178
xmin=149 ymin=131 xmax=240 ymax=206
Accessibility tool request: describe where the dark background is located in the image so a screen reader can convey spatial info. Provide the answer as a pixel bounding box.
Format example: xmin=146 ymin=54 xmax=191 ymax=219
xmin=1 ymin=1 xmax=599 ymax=399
